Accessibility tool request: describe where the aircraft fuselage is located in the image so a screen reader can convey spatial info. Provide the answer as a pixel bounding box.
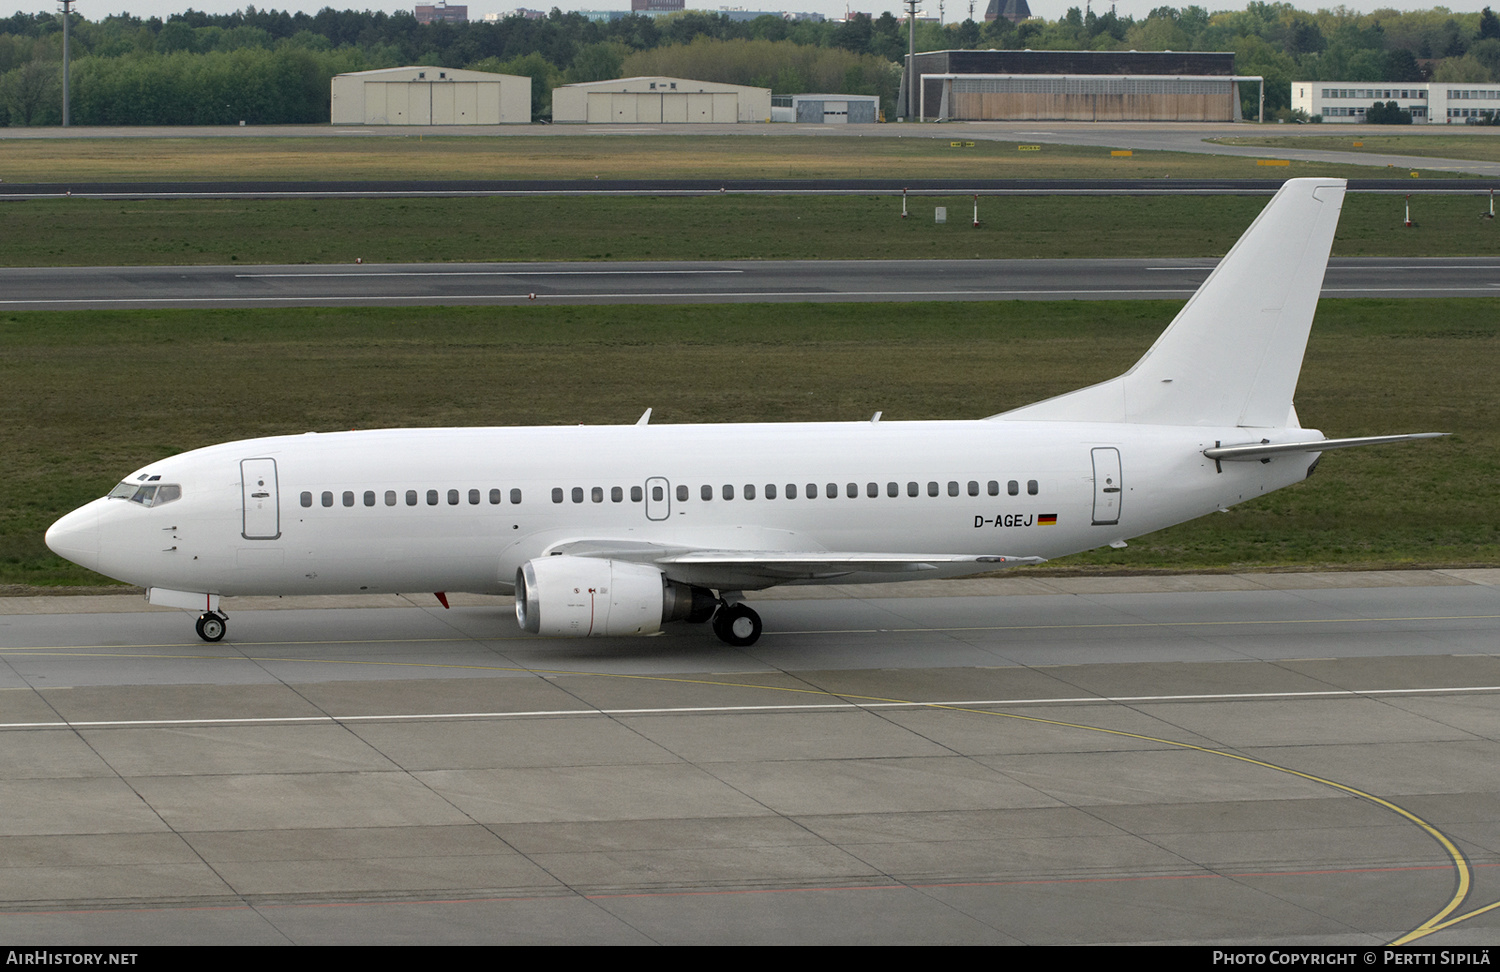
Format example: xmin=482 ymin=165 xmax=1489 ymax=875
xmin=47 ymin=419 xmax=1316 ymax=598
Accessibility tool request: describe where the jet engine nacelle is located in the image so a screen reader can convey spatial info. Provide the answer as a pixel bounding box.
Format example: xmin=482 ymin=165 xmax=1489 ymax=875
xmin=515 ymin=555 xmax=716 ymax=638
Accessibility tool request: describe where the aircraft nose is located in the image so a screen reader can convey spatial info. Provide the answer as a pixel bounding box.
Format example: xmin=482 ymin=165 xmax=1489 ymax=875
xmin=46 ymin=502 xmax=102 ymax=572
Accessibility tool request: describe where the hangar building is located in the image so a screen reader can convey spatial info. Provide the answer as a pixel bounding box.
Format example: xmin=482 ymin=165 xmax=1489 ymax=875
xmin=771 ymin=93 xmax=880 ymax=123
xmin=552 ymin=77 xmax=771 ymax=124
xmin=899 ymin=50 xmax=1255 ymax=122
xmin=331 ymin=66 xmax=531 ymax=125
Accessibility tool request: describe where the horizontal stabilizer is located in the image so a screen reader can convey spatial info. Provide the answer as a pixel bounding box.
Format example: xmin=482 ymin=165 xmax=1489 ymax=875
xmin=1204 ymin=432 xmax=1447 ymax=462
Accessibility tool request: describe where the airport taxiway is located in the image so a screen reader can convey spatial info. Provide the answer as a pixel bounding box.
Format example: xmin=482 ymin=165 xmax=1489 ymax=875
xmin=1 ymin=257 xmax=1495 ymax=310
xmin=2 ymin=569 xmax=1498 ymax=944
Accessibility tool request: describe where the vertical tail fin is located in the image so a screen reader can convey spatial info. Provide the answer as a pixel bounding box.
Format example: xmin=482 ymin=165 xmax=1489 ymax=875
xmin=994 ymin=178 xmax=1346 ymax=429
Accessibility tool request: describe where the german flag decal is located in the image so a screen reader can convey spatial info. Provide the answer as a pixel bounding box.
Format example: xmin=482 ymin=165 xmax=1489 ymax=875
xmin=1038 ymin=514 xmax=1058 ymax=526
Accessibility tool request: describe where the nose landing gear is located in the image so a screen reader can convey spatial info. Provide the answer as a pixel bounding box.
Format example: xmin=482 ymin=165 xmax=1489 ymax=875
xmin=195 ymin=611 xmax=228 ymax=642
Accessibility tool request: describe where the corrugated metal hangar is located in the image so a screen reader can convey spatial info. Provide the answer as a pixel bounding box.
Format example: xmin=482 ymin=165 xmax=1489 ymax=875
xmin=331 ymin=67 xmax=531 ymax=125
xmin=552 ymin=77 xmax=772 ymax=124
xmin=899 ymin=50 xmax=1254 ymax=122
xmin=770 ymin=93 xmax=880 ymax=123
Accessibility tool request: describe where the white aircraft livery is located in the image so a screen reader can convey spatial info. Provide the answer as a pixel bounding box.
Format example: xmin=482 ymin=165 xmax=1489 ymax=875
xmin=46 ymin=178 xmax=1442 ymax=647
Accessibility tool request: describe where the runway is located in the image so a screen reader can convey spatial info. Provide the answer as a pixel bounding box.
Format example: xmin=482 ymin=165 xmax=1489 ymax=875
xmin=2 ymin=570 xmax=1498 ymax=944
xmin=3 ymin=257 xmax=1497 ymax=310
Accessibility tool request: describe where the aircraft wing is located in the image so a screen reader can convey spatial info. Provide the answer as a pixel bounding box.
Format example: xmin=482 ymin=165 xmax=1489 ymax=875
xmin=659 ymin=550 xmax=1043 ymax=577
xmin=546 ymin=539 xmax=1043 ymax=587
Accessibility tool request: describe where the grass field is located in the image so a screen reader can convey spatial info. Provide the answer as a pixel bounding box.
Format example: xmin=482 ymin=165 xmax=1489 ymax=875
xmin=0 ymin=133 xmax=1461 ymax=184
xmin=1217 ymin=132 xmax=1500 ymax=163
xmin=3 ymin=192 xmax=1497 ymax=266
xmin=3 ymin=298 xmax=1495 ymax=588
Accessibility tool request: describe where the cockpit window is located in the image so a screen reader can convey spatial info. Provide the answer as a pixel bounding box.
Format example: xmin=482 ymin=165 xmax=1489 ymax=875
xmin=108 ymin=481 xmax=181 ymax=507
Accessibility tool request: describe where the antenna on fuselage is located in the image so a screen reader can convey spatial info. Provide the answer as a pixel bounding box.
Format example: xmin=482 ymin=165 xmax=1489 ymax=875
xmin=636 ymin=408 xmax=652 ymax=426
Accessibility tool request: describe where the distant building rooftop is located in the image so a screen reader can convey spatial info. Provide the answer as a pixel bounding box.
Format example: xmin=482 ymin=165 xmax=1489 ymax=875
xmin=415 ymin=2 xmax=467 ymax=23
xmin=984 ymin=0 xmax=1030 ymax=23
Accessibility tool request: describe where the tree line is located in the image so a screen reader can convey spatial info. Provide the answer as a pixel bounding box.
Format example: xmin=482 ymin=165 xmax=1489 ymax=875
xmin=3 ymin=3 xmax=1500 ymax=125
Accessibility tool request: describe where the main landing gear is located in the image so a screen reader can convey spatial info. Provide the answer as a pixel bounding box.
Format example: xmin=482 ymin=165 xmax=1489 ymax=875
xmin=195 ymin=611 xmax=228 ymax=643
xmin=711 ymin=602 xmax=762 ymax=647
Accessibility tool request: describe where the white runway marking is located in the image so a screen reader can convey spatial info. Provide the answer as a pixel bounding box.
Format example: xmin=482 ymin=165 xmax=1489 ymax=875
xmin=3 ymin=683 xmax=1496 ymax=730
xmin=235 ymin=269 xmax=746 ymax=278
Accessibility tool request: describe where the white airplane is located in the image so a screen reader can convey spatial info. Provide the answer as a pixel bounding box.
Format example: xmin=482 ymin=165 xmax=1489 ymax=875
xmin=46 ymin=178 xmax=1442 ymax=647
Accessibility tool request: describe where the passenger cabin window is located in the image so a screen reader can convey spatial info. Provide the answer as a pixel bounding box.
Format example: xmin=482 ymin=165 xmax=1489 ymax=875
xmin=365 ymin=491 xmax=376 ymax=507
xmin=343 ymin=491 xmax=355 ymax=507
xmin=1028 ymin=480 xmax=1039 ymax=495
xmin=386 ymin=490 xmax=397 ymax=507
xmin=552 ymin=488 xmax=564 ymax=504
xmin=511 ymin=489 xmax=522 ymax=505
xmin=300 ymin=491 xmax=313 ymax=508
xmin=406 ymin=490 xmax=418 ymax=506
xmin=592 ymin=486 xmax=604 ymax=503
xmin=702 ymin=485 xmax=713 ymax=501
xmin=677 ymin=485 xmax=688 ymax=502
xmin=322 ymin=491 xmax=334 ymax=507
xmin=447 ymin=489 xmax=459 ymax=506
xmin=1008 ymin=480 xmax=1019 ymax=496
xmin=469 ymin=489 xmax=481 ymax=505
xmin=490 ymin=489 xmax=502 ymax=505
xmin=988 ymin=481 xmax=999 ymax=496
xmin=572 ymin=487 xmax=584 ymax=504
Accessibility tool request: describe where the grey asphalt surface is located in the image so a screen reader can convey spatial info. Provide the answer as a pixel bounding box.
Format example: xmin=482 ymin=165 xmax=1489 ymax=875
xmin=5 ymin=119 xmax=1500 ymax=179
xmin=0 ymin=178 xmax=1486 ymax=200
xmin=1 ymin=570 xmax=1498 ymax=944
xmin=3 ymin=257 xmax=1497 ymax=310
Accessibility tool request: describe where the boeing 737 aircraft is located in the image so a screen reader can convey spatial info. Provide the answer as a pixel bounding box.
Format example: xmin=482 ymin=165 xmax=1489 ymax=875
xmin=46 ymin=178 xmax=1441 ymax=647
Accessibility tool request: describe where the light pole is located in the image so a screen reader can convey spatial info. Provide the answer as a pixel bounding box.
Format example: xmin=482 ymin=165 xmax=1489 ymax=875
xmin=905 ymin=0 xmax=918 ymax=121
xmin=59 ymin=0 xmax=73 ymax=127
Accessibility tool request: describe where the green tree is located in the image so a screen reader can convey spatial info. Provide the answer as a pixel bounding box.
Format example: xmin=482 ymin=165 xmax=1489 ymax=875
xmin=1482 ymin=7 xmax=1500 ymax=41
xmin=1365 ymin=100 xmax=1411 ymax=124
xmin=565 ymin=41 xmax=628 ymax=84
xmin=0 ymin=57 xmax=58 ymax=125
